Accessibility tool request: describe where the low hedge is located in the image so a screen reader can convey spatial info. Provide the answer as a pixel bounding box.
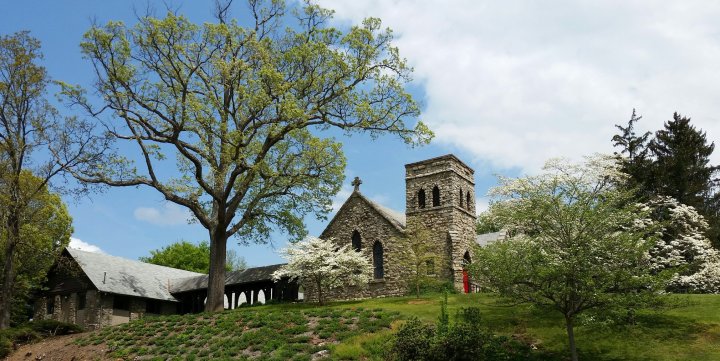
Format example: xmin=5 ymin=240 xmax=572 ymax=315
xmin=0 ymin=320 xmax=83 ymax=357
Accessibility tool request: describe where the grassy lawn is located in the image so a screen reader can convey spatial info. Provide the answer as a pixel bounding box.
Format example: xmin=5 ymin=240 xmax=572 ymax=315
xmin=74 ymin=293 xmax=720 ymax=360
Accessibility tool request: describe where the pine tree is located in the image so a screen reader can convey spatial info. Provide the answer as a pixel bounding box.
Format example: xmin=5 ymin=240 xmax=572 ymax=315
xmin=650 ymin=113 xmax=718 ymax=209
xmin=612 ymin=109 xmax=654 ymax=199
xmin=649 ymin=113 xmax=720 ymax=248
xmin=613 ymin=111 xmax=720 ymax=249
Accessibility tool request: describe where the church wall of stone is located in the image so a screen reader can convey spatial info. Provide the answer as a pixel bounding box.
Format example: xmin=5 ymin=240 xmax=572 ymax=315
xmin=405 ymin=155 xmax=477 ymax=292
xmin=317 ymin=193 xmax=410 ymax=300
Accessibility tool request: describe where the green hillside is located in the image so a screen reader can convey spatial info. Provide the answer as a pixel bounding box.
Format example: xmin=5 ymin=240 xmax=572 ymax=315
xmin=70 ymin=293 xmax=720 ymax=360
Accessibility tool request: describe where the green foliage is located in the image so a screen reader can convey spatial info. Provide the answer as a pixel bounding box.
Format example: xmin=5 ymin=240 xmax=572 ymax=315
xmin=76 ymin=305 xmax=399 ymax=360
xmin=397 ymin=226 xmax=441 ymax=298
xmin=0 ymin=30 xmax=92 ymax=328
xmin=29 ymin=319 xmax=84 ymax=334
xmin=64 ymin=0 xmax=431 ymax=312
xmin=0 ymin=172 xmax=73 ymax=325
xmin=392 ymin=303 xmax=537 ymax=361
xmin=473 ymin=156 xmax=665 ymax=361
xmin=476 ymin=211 xmax=502 ymax=234
xmin=0 ymin=320 xmax=82 ymax=357
xmin=613 ymin=111 xmax=720 ymax=248
xmin=139 ymin=240 xmax=246 ymax=273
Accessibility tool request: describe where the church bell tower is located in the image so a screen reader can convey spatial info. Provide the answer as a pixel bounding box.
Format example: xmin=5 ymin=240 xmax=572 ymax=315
xmin=405 ymin=155 xmax=477 ymax=292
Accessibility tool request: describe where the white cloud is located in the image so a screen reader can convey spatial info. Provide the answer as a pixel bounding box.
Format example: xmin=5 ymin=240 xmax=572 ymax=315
xmin=69 ymin=237 xmax=104 ymax=253
xmin=319 ymin=0 xmax=720 ymax=172
xmin=331 ymin=184 xmax=354 ymax=213
xmin=475 ymin=197 xmax=490 ymax=214
xmin=134 ymin=202 xmax=191 ymax=226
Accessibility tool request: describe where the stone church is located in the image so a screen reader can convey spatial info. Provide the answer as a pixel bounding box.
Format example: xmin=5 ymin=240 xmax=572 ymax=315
xmin=319 ymin=154 xmax=479 ymax=297
xmin=34 ymin=154 xmax=490 ymax=329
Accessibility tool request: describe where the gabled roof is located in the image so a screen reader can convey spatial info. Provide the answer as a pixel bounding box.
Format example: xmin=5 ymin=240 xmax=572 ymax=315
xmin=66 ymin=247 xmax=204 ymax=302
xmin=169 ymin=264 xmax=286 ymax=293
xmin=324 ymin=191 xmax=406 ymax=235
xmin=362 ymin=195 xmax=406 ymax=231
xmin=475 ymin=230 xmax=507 ymax=247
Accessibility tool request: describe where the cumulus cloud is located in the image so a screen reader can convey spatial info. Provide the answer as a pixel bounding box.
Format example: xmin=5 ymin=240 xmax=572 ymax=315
xmin=69 ymin=237 xmax=104 ymax=253
xmin=319 ymin=0 xmax=720 ymax=172
xmin=134 ymin=202 xmax=191 ymax=226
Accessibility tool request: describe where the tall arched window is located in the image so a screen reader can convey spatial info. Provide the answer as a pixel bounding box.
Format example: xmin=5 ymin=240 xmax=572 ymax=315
xmin=418 ymin=189 xmax=426 ymax=209
xmin=459 ymin=189 xmax=463 ymax=207
xmin=466 ymin=191 xmax=472 ymax=210
xmin=463 ymin=251 xmax=472 ymax=268
xmin=373 ymin=241 xmax=384 ymax=279
xmin=351 ymin=230 xmax=362 ymax=251
xmin=432 ymin=186 xmax=440 ymax=207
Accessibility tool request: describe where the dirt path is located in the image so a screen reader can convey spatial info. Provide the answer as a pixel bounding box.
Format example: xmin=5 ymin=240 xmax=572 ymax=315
xmin=4 ymin=334 xmax=110 ymax=361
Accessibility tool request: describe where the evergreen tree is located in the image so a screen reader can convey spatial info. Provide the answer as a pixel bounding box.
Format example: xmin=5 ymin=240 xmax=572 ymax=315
xmin=650 ymin=113 xmax=720 ymax=248
xmin=612 ymin=109 xmax=654 ymax=199
xmin=650 ymin=113 xmax=718 ymax=209
xmin=613 ymin=111 xmax=720 ymax=249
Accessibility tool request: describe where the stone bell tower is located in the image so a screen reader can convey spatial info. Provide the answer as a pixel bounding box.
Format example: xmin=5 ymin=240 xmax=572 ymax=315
xmin=404 ymin=155 xmax=477 ymax=292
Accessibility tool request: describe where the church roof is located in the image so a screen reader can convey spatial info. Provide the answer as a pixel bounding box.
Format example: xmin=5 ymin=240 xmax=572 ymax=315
xmin=362 ymin=195 xmax=406 ymax=231
xmin=321 ymin=190 xmax=407 ymax=235
xmin=475 ymin=230 xmax=506 ymax=247
xmin=169 ymin=264 xmax=286 ymax=293
xmin=65 ymin=247 xmax=204 ymax=302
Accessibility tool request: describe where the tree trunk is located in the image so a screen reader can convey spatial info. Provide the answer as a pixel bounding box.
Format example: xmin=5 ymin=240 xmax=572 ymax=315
xmin=565 ymin=315 xmax=578 ymax=361
xmin=317 ymin=279 xmax=324 ymax=305
xmin=0 ymin=216 xmax=19 ymax=329
xmin=205 ymin=228 xmax=227 ymax=312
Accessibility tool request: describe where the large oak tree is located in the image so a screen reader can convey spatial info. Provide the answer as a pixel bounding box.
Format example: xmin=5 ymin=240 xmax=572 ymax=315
xmin=64 ymin=1 xmax=431 ymax=312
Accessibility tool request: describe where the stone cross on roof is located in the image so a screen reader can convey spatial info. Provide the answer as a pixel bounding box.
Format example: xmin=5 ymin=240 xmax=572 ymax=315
xmin=352 ymin=176 xmax=362 ymax=192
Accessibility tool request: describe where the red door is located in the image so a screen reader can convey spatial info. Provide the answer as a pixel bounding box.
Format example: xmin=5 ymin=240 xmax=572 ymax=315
xmin=462 ymin=270 xmax=469 ymax=293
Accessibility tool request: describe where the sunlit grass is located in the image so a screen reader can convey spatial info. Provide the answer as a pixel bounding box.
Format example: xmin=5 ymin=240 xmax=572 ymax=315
xmin=73 ymin=293 xmax=720 ymax=360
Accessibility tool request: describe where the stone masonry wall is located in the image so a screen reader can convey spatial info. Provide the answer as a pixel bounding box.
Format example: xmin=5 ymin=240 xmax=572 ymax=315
xmin=317 ymin=192 xmax=410 ymax=301
xmin=405 ymin=155 xmax=477 ymax=291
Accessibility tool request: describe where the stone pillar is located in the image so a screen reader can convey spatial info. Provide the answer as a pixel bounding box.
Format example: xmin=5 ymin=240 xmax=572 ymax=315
xmin=129 ymin=298 xmax=145 ymax=321
xmin=33 ymin=297 xmax=47 ymax=321
xmin=52 ymin=295 xmax=62 ymax=321
xmin=67 ymin=293 xmax=78 ymax=324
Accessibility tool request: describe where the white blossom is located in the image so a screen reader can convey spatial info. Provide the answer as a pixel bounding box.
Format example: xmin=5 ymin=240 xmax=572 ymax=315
xmin=272 ymin=236 xmax=373 ymax=304
xmin=645 ymin=196 xmax=720 ymax=293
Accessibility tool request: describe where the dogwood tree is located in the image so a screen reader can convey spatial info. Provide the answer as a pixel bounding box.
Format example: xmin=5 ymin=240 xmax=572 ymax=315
xmin=647 ymin=196 xmax=717 ymax=272
xmin=646 ymin=196 xmax=720 ymax=293
xmin=273 ymin=237 xmax=372 ymax=304
xmin=472 ymin=155 xmax=662 ymax=361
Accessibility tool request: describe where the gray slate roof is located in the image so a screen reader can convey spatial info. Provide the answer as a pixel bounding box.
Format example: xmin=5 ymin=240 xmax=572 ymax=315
xmin=66 ymin=247 xmax=204 ymax=302
xmin=363 ymin=195 xmax=406 ymax=230
xmin=475 ymin=230 xmax=507 ymax=247
xmin=170 ymin=264 xmax=286 ymax=293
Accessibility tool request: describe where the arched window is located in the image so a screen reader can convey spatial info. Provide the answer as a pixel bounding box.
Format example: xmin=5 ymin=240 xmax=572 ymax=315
xmin=463 ymin=251 xmax=472 ymax=268
xmin=426 ymin=259 xmax=435 ymax=276
xmin=459 ymin=189 xmax=463 ymax=207
xmin=418 ymin=189 xmax=426 ymax=209
xmin=373 ymin=241 xmax=384 ymax=279
xmin=351 ymin=230 xmax=362 ymax=251
xmin=466 ymin=191 xmax=472 ymax=211
xmin=432 ymin=186 xmax=440 ymax=207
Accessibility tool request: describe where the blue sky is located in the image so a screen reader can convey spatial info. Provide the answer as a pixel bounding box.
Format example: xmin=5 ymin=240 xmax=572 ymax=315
xmin=3 ymin=0 xmax=720 ymax=266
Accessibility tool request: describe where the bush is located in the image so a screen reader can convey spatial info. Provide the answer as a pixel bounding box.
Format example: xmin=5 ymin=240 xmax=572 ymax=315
xmin=0 ymin=320 xmax=83 ymax=357
xmin=392 ymin=304 xmax=534 ymax=361
xmin=30 ymin=319 xmax=83 ymax=336
xmin=393 ymin=318 xmax=434 ymax=360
